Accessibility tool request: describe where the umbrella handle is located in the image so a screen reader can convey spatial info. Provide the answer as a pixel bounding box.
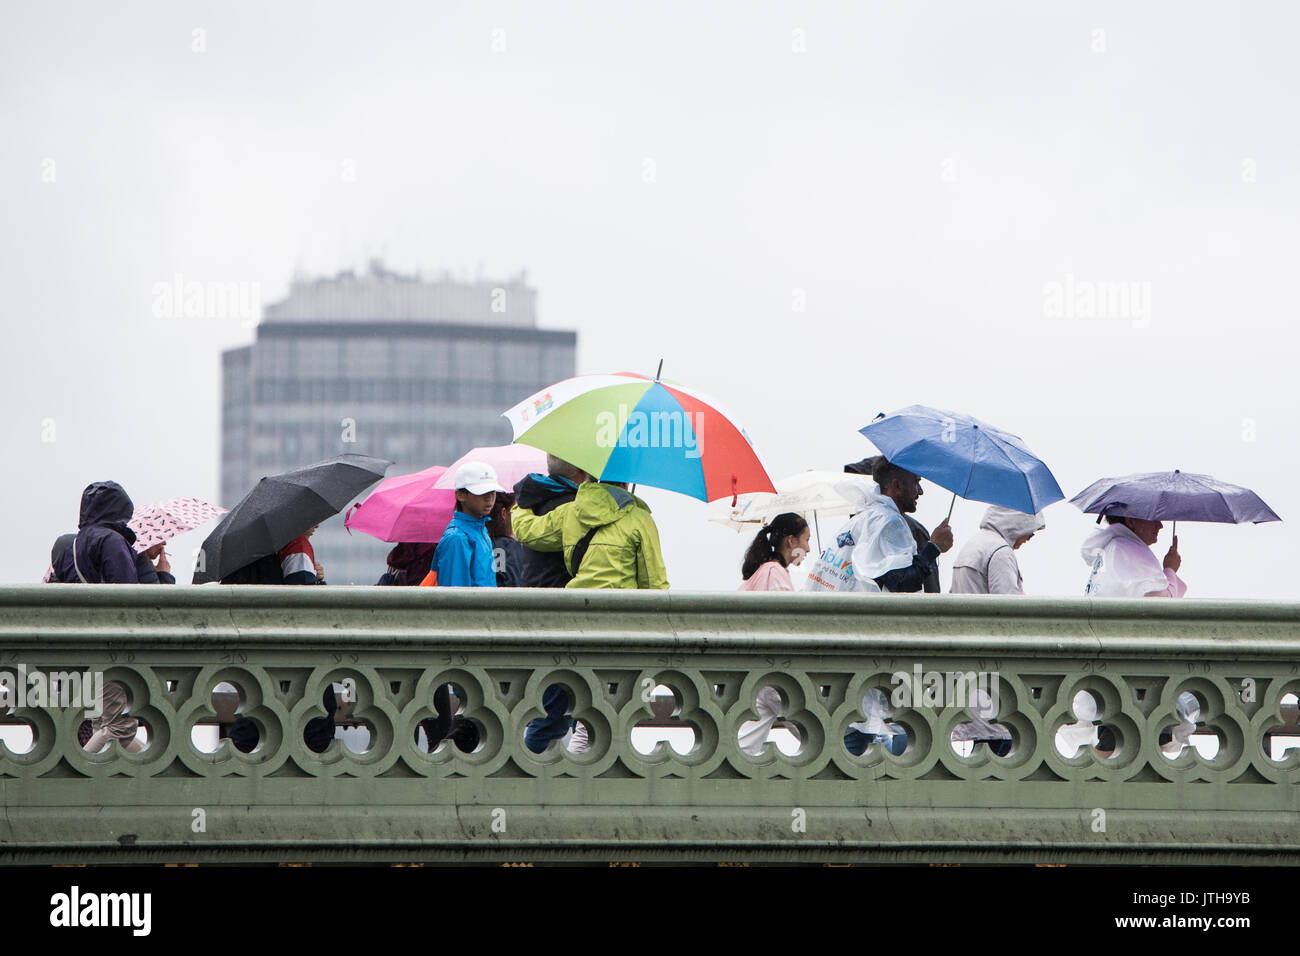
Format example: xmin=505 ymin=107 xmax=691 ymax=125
xmin=946 ymin=492 xmax=956 ymax=523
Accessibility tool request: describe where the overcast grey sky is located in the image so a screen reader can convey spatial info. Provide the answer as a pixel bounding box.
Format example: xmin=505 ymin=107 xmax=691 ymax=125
xmin=3 ymin=0 xmax=1296 ymax=597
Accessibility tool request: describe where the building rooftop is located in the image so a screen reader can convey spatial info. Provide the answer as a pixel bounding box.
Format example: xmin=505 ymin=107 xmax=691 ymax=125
xmin=262 ymin=259 xmax=537 ymax=327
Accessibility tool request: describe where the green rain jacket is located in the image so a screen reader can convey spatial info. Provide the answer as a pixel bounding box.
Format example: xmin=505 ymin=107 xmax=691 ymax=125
xmin=515 ymin=482 xmax=668 ymax=590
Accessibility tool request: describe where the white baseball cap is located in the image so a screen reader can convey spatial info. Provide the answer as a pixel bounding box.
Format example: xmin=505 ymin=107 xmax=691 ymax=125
xmin=449 ymin=461 xmax=507 ymax=495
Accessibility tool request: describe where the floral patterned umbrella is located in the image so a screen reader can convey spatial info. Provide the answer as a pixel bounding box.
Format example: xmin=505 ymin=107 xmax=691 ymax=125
xmin=128 ymin=497 xmax=228 ymax=552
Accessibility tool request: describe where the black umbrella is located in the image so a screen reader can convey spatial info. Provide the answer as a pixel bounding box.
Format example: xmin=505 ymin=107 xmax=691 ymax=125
xmin=193 ymin=454 xmax=392 ymax=583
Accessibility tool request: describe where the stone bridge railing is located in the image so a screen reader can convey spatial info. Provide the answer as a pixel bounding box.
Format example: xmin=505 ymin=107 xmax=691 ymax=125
xmin=2 ymin=585 xmax=1299 ymax=864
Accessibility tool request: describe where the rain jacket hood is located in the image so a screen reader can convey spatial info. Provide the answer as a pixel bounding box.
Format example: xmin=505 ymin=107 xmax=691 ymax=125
xmin=78 ymin=481 xmax=136 ymax=542
xmin=950 ymin=506 xmax=1044 ymax=595
xmin=979 ymin=505 xmax=1046 ymax=546
xmin=51 ymin=481 xmax=139 ymax=583
xmin=1080 ymin=522 xmax=1140 ymax=565
xmin=571 ymin=482 xmax=638 ymax=532
xmin=1081 ymin=521 xmax=1186 ymax=598
xmin=514 ymin=473 xmax=577 ymax=511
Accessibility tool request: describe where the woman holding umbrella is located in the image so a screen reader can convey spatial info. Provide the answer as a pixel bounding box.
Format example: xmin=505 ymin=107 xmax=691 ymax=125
xmin=1072 ymin=470 xmax=1281 ymax=598
xmin=1082 ymin=516 xmax=1184 ymax=598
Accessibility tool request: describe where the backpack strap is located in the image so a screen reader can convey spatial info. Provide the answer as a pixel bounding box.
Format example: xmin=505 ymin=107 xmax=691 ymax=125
xmin=984 ymin=543 xmax=1010 ymax=577
xmin=569 ymin=527 xmax=601 ymax=577
xmin=982 ymin=543 xmax=1020 ymax=592
xmin=71 ymin=534 xmax=90 ymax=584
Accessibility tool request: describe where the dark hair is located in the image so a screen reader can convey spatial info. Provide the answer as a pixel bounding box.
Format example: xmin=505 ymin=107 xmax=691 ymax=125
xmin=487 ymin=492 xmax=516 ymax=538
xmin=742 ymin=512 xmax=808 ymax=580
xmin=871 ymin=456 xmax=913 ymax=491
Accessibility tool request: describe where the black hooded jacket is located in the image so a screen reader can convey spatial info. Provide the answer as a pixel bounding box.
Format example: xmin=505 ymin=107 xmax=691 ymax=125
xmin=513 ymin=473 xmax=580 ymax=588
xmin=51 ymin=482 xmax=139 ymax=583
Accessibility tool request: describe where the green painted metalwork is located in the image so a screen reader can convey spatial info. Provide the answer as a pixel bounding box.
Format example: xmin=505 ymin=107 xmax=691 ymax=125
xmin=2 ymin=585 xmax=1299 ymax=864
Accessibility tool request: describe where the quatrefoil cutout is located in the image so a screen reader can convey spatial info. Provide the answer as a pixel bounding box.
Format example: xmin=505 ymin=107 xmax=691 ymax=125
xmin=417 ymin=683 xmax=481 ymax=754
xmin=631 ymin=683 xmax=699 ymax=756
xmin=951 ymin=687 xmax=1013 ymax=757
xmin=845 ymin=689 xmax=906 ymax=756
xmin=1160 ymin=691 xmax=1205 ymax=758
xmin=523 ymin=683 xmax=591 ymax=755
xmin=83 ymin=679 xmax=150 ymax=755
xmin=1055 ymin=690 xmax=1102 ymax=758
xmin=1264 ymin=692 xmax=1300 ymax=762
xmin=737 ymin=685 xmax=802 ymax=756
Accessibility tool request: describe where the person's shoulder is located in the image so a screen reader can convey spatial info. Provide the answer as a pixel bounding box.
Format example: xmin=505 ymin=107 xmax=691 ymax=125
xmin=278 ymin=534 xmax=309 ymax=558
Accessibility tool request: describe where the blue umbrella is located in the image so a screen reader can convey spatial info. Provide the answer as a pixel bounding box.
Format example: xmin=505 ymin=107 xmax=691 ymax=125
xmin=860 ymin=405 xmax=1065 ymax=517
xmin=1069 ymin=469 xmax=1281 ymax=538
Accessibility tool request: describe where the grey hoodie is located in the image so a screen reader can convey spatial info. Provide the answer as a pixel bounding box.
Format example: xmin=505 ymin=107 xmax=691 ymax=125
xmin=950 ymin=506 xmax=1045 ymax=594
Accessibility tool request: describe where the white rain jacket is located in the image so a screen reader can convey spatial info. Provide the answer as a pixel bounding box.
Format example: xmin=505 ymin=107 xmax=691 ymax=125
xmin=803 ymin=489 xmax=928 ymax=594
xmin=1081 ymin=522 xmax=1187 ymax=598
xmin=950 ymin=506 xmax=1045 ymax=595
xmin=851 ymin=489 xmax=922 ymax=586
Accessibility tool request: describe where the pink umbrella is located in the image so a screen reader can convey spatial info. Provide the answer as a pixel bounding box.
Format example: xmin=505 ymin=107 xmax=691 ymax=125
xmin=434 ymin=445 xmax=547 ymax=493
xmin=128 ymin=497 xmax=228 ymax=552
xmin=344 ymin=465 xmax=455 ymax=543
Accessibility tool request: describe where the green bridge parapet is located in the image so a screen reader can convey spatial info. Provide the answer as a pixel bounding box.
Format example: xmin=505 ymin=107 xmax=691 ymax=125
xmin=2 ymin=585 xmax=1299 ymax=865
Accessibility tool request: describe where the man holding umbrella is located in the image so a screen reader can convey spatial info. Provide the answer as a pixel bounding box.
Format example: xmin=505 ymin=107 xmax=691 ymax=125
xmin=808 ymin=457 xmax=954 ymax=594
xmin=846 ymin=456 xmax=943 ymax=593
xmin=860 ymin=457 xmax=955 ymax=592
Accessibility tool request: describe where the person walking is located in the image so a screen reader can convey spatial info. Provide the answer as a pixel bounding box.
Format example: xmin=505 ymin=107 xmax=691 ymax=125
xmin=738 ymin=512 xmax=809 ymax=592
xmin=432 ymin=461 xmax=506 ymax=587
xmin=950 ymin=505 xmax=1045 ymax=594
xmin=805 ymin=457 xmax=953 ymax=593
xmin=1082 ymin=515 xmax=1186 ymax=597
xmin=279 ymin=525 xmax=324 ymax=584
xmin=846 ymin=456 xmax=941 ymax=592
xmin=487 ymin=492 xmax=525 ymax=587
xmin=375 ymin=542 xmax=437 ymax=586
xmin=561 ymin=481 xmax=668 ymax=590
xmin=51 ymin=481 xmax=140 ymax=583
xmin=512 ymin=454 xmax=590 ymax=587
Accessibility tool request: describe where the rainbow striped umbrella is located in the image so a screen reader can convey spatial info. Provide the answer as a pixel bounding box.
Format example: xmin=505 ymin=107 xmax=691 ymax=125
xmin=502 ymin=373 xmax=775 ymax=503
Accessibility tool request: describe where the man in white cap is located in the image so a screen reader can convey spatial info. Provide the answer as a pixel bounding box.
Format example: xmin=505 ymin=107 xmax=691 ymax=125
xmin=431 ymin=461 xmax=507 ymax=587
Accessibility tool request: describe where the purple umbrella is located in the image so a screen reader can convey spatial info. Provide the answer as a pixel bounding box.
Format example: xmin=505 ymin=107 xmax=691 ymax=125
xmin=1069 ymin=469 xmax=1281 ymax=536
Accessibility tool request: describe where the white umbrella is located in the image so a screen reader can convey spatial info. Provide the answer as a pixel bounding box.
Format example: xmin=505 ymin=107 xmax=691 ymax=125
xmin=708 ymin=470 xmax=876 ymax=549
